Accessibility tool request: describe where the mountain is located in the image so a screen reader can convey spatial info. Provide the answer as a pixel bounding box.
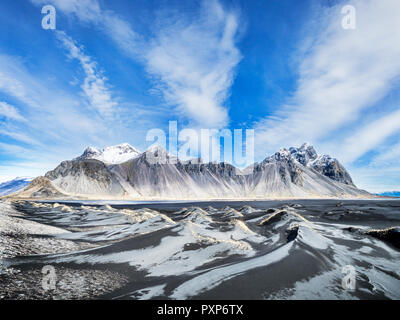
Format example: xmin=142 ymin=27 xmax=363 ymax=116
xmin=12 ymin=176 xmax=66 ymax=198
xmin=45 ymin=159 xmax=126 ymax=196
xmin=249 ymin=147 xmax=363 ymax=197
xmin=74 ymin=143 xmax=141 ymax=164
xmin=110 ymin=146 xmax=249 ymax=198
xmin=289 ymin=143 xmax=355 ymax=186
xmin=11 ymin=143 xmax=370 ymax=199
xmin=0 ymin=177 xmax=33 ymax=196
xmin=376 ymin=191 xmax=400 ymax=197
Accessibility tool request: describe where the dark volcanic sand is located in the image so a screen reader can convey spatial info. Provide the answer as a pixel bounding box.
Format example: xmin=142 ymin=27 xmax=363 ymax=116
xmin=1 ymin=199 xmax=399 ymax=300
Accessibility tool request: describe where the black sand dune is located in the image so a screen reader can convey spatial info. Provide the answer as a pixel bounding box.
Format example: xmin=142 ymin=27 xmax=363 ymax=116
xmin=1 ymin=199 xmax=400 ymax=300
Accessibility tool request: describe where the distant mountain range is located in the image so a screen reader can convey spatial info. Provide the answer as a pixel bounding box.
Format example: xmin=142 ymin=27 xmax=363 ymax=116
xmin=0 ymin=177 xmax=33 ymax=196
xmin=6 ymin=142 xmax=372 ymax=200
xmin=376 ymin=191 xmax=400 ymax=197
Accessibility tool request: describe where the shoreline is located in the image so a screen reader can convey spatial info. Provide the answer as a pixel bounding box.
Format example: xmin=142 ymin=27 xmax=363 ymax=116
xmin=2 ymin=195 xmax=397 ymax=207
xmin=2 ymin=193 xmax=394 ymax=203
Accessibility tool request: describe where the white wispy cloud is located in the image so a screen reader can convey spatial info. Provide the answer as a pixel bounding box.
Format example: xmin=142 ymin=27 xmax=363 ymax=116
xmin=0 ymin=160 xmax=61 ymax=180
xmin=0 ymin=52 xmax=109 ymax=175
xmin=0 ymin=101 xmax=26 ymax=122
xmin=56 ymin=31 xmax=118 ymax=118
xmin=144 ymin=0 xmax=241 ymax=127
xmin=31 ymin=0 xmax=101 ymax=23
xmin=370 ymin=141 xmax=400 ymax=167
xmin=0 ymin=126 xmax=41 ymax=146
xmin=255 ymin=0 xmax=400 ymax=162
xmin=0 ymin=48 xmax=159 ymax=180
xmin=0 ymin=54 xmax=102 ymax=141
xmin=16 ymin=0 xmax=399 ymax=193
xmin=0 ymin=142 xmax=33 ymax=156
xmin=349 ymin=165 xmax=400 ymax=193
xmin=31 ymin=0 xmax=139 ymax=56
xmin=337 ymin=108 xmax=400 ymax=163
xmin=0 ymin=58 xmax=42 ymax=110
xmin=31 ymin=0 xmax=241 ymax=127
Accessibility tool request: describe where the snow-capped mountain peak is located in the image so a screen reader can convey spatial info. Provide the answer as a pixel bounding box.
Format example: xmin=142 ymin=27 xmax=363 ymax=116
xmin=145 ymin=144 xmax=168 ymax=154
xmin=260 ymin=143 xmax=354 ymax=186
xmin=16 ymin=142 xmax=364 ymax=199
xmin=75 ymin=143 xmax=141 ymax=164
xmin=80 ymin=146 xmax=102 ymax=159
xmin=11 ymin=176 xmax=34 ymax=182
xmin=142 ymin=145 xmax=178 ymax=164
xmin=103 ymin=143 xmax=138 ymax=153
xmin=0 ymin=177 xmax=34 ymax=196
xmin=289 ymin=143 xmax=318 ymax=166
xmin=273 ymin=148 xmax=293 ymax=161
xmin=309 ymin=154 xmax=335 ymax=166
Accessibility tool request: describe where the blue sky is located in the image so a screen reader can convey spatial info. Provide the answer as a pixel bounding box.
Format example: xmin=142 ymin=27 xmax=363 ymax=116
xmin=0 ymin=0 xmax=399 ymax=192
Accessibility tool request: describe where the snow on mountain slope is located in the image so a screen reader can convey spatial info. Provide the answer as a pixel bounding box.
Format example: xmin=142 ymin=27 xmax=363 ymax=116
xmin=110 ymin=147 xmax=202 ymax=198
xmin=250 ymin=148 xmax=364 ymax=197
xmin=289 ymin=143 xmax=318 ymax=166
xmin=0 ymin=177 xmax=33 ymax=196
xmin=45 ymin=159 xmax=126 ymax=196
xmin=75 ymin=143 xmax=141 ymax=164
xmin=109 ymin=146 xmax=255 ymax=198
xmin=15 ymin=143 xmax=370 ymax=199
xmin=290 ymin=143 xmax=355 ymax=186
xmin=108 ymin=145 xmax=368 ymax=198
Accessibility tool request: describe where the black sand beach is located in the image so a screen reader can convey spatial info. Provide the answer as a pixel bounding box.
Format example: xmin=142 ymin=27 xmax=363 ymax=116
xmin=1 ymin=199 xmax=399 ymax=300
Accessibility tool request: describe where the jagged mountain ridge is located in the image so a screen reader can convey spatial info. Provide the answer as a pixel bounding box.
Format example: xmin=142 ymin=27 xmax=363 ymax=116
xmin=75 ymin=143 xmax=141 ymax=164
xmin=14 ymin=143 xmax=369 ymax=199
xmin=45 ymin=159 xmax=126 ymax=196
xmin=111 ymin=147 xmax=250 ymax=198
xmin=377 ymin=191 xmax=400 ymax=197
xmin=289 ymin=143 xmax=354 ymax=186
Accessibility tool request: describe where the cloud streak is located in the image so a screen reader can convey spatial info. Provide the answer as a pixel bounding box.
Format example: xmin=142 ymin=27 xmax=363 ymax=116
xmin=32 ymin=0 xmax=140 ymax=56
xmin=0 ymin=52 xmax=109 ymax=172
xmin=56 ymin=31 xmax=118 ymax=118
xmin=0 ymin=102 xmax=26 ymax=122
xmin=144 ymin=1 xmax=241 ymax=127
xmin=338 ymin=109 xmax=400 ymax=163
xmin=32 ymin=0 xmax=241 ymax=127
xmin=12 ymin=0 xmax=398 ymax=193
xmin=255 ymin=0 xmax=400 ymax=162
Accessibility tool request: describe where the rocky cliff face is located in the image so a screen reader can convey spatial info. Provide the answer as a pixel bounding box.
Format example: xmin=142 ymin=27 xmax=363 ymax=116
xmin=19 ymin=143 xmax=368 ymax=199
xmin=45 ymin=159 xmax=125 ymax=196
xmin=107 ymin=144 xmax=367 ymax=198
xmin=289 ymin=143 xmax=355 ymax=186
xmin=289 ymin=143 xmax=318 ymax=166
xmin=309 ymin=155 xmax=354 ymax=186
xmin=248 ymin=148 xmax=363 ymax=197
